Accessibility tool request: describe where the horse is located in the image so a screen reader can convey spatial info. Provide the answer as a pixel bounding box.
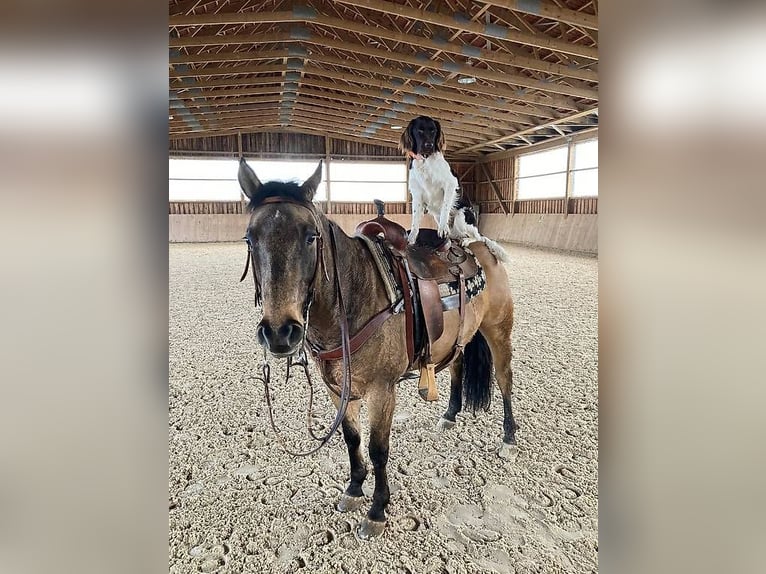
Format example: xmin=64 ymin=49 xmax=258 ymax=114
xmin=237 ymin=158 xmax=517 ymax=539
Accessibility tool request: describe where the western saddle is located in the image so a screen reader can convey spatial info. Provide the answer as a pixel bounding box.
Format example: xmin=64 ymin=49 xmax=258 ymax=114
xmin=354 ymin=200 xmax=481 ymax=401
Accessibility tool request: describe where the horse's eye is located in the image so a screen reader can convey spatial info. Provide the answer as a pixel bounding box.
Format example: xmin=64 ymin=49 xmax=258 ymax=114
xmin=306 ymin=234 xmax=317 ymax=245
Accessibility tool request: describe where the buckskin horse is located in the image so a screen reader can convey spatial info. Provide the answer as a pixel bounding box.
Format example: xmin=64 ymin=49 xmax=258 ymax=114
xmin=238 ymin=158 xmax=517 ymax=539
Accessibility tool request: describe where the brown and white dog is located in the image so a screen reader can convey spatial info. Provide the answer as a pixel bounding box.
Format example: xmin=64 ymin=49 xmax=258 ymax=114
xmin=399 ymin=116 xmax=460 ymax=244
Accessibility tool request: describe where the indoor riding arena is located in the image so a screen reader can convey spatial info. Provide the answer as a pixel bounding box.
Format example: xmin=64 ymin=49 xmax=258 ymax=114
xmin=169 ymin=1 xmax=598 ymax=572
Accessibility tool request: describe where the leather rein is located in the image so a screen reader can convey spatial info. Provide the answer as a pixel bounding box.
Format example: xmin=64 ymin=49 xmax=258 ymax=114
xmin=240 ymin=196 xmax=352 ymax=457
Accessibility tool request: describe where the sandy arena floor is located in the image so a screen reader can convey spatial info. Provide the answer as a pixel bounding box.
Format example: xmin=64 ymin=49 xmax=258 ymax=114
xmin=169 ymin=242 xmax=598 ymax=574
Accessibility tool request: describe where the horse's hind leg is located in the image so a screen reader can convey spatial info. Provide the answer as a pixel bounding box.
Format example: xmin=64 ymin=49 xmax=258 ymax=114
xmin=437 ymin=353 xmax=463 ymax=430
xmin=358 ymin=383 xmax=396 ymax=539
xmin=336 ymin=400 xmax=367 ymax=513
xmin=481 ymin=322 xmax=519 ymax=459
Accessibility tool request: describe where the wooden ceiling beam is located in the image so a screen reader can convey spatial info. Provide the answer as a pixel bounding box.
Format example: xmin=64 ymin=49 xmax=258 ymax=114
xmin=298 ymin=66 xmax=544 ymax=121
xmin=168 ymin=12 xmax=597 ymax=83
xmin=333 ymin=0 xmax=597 ymax=60
xmin=173 ymin=47 xmax=579 ymax=111
xmin=171 ymin=113 xmax=405 ymax=148
xmin=206 ymin=105 xmax=479 ymax=147
xmin=170 ymin=126 xmax=403 ymax=151
xmin=171 ymin=61 xmax=544 ymax=120
xmin=293 ymin=72 xmax=528 ymax=128
xmin=169 ymin=32 xmax=596 ymax=101
xmin=170 ymin=48 xmax=291 ymax=65
xmin=174 ymin=83 xmax=520 ymax=138
xmin=480 ymin=0 xmax=598 ymax=31
xmin=176 ymin=70 xmax=537 ymax=130
xmin=456 ymin=106 xmax=597 ymax=153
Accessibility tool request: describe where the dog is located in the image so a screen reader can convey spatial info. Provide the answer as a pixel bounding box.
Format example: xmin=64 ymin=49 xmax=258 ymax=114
xmin=399 ymin=116 xmax=460 ymax=244
xmin=450 ymin=196 xmax=511 ymax=264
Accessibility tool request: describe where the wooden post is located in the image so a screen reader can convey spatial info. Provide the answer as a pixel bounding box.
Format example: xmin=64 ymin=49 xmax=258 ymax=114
xmin=479 ymin=162 xmax=509 ymax=215
xmin=237 ymin=131 xmax=243 ymax=158
xmin=325 ymin=135 xmax=332 ymax=214
xmin=564 ymin=137 xmax=574 ymax=217
xmin=511 ymin=155 xmax=517 ymax=217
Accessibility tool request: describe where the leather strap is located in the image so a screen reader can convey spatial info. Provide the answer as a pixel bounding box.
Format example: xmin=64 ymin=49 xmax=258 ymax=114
xmin=419 ymin=279 xmax=444 ymax=345
xmin=434 ymin=269 xmax=467 ymax=373
xmin=312 ymin=305 xmax=395 ymax=361
xmin=397 ymin=259 xmax=416 ymax=368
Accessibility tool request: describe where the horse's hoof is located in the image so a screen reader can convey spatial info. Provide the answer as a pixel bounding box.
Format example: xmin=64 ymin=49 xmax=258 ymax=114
xmin=357 ymin=517 xmax=386 ymax=539
xmin=337 ymin=494 xmax=365 ymax=513
xmin=436 ymin=417 xmax=455 ymax=431
xmin=497 ymin=441 xmax=519 ymax=461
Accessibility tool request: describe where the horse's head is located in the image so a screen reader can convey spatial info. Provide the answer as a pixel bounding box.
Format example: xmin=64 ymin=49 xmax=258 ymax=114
xmin=238 ymin=158 xmax=325 ymax=357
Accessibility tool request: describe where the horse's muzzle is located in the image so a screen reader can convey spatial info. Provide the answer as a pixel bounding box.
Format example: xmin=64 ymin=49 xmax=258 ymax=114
xmin=257 ymin=320 xmax=304 ymax=357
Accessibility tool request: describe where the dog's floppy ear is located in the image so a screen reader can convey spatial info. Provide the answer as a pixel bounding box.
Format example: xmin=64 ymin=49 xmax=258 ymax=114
xmin=399 ymin=120 xmax=415 ymax=154
xmin=434 ymin=119 xmax=446 ymax=152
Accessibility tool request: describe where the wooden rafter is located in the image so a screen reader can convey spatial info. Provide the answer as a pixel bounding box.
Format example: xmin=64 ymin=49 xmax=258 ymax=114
xmin=334 ymin=0 xmax=597 ymax=61
xmin=168 ymin=12 xmax=597 ymax=83
xmin=167 ymin=0 xmax=598 ymax=158
xmin=480 ymin=0 xmax=598 ymax=31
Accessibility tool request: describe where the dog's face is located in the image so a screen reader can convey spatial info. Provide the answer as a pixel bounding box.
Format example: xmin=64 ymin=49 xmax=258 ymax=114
xmin=399 ymin=116 xmax=445 ymax=157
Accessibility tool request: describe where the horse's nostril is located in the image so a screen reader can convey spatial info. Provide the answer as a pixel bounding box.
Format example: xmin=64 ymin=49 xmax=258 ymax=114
xmin=285 ymin=322 xmax=304 ymax=347
xmin=257 ymin=322 xmax=272 ymax=347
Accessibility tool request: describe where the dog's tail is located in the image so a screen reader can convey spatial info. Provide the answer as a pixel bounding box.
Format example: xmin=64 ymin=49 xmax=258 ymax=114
xmin=481 ymin=237 xmax=511 ymax=264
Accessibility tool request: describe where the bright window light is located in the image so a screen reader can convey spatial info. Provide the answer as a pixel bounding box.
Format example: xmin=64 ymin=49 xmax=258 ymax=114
xmin=517 ymin=173 xmax=567 ymax=200
xmin=572 ymin=169 xmax=598 ymax=197
xmin=516 ymin=147 xmax=568 ymax=199
xmin=517 ymin=147 xmax=568 ymax=178
xmin=515 ymin=138 xmax=598 ymax=200
xmin=169 ymin=158 xmax=326 ymax=201
xmin=574 ymin=139 xmax=598 ymax=170
xmin=328 ymin=161 xmax=406 ymax=202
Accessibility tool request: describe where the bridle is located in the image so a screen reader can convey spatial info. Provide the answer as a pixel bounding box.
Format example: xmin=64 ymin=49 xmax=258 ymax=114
xmin=240 ymin=196 xmax=353 ymax=457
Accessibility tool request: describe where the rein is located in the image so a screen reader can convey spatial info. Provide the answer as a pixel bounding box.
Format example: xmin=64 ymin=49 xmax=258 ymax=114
xmin=241 ymin=197 xmax=352 ymax=457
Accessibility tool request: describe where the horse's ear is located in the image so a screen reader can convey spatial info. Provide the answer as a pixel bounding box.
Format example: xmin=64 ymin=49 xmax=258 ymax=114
xmin=399 ymin=120 xmax=415 ymax=154
xmin=238 ymin=157 xmax=261 ymax=201
xmin=300 ymin=160 xmax=323 ymax=201
xmin=435 ymin=119 xmax=446 ymax=152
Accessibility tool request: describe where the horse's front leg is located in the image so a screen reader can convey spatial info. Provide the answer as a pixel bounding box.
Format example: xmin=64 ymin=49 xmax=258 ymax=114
xmin=333 ymin=399 xmax=368 ymax=513
xmin=358 ymin=382 xmax=396 ymax=539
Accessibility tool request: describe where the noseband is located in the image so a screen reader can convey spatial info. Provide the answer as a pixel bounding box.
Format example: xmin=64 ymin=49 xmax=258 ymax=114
xmin=240 ymin=196 xmax=352 ymax=457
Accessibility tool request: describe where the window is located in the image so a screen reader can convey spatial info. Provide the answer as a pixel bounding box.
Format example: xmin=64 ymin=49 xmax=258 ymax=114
xmin=169 ymin=159 xmax=327 ymax=201
xmin=514 ymin=137 xmax=598 ymax=200
xmin=571 ymin=139 xmax=598 ymax=197
xmin=327 ymin=161 xmax=407 ymax=202
xmin=515 ymin=147 xmax=568 ymax=199
xmin=168 ymin=159 xmax=406 ymax=202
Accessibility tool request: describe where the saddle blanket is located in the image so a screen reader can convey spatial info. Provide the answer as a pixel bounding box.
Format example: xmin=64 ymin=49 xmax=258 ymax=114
xmin=357 ymin=234 xmax=486 ymax=311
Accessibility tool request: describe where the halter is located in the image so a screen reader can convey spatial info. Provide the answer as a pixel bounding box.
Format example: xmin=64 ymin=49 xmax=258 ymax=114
xmin=240 ymin=195 xmax=352 ymax=457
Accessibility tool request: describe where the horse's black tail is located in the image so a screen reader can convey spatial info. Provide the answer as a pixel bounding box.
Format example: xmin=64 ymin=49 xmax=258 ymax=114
xmin=462 ymin=330 xmax=493 ymax=414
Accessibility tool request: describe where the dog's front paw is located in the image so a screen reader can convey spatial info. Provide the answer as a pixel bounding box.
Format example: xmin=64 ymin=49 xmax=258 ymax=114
xmin=437 ymin=226 xmax=449 ymax=238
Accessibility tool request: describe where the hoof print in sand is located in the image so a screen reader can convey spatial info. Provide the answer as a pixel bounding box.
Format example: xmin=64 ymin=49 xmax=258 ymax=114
xmin=189 ymin=543 xmax=229 ymax=573
xmin=309 ymin=529 xmax=335 ymax=547
xmin=397 ymin=515 xmax=422 ymax=532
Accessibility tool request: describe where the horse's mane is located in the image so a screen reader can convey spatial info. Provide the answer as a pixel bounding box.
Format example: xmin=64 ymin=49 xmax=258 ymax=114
xmin=244 ymin=181 xmax=311 ymax=212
